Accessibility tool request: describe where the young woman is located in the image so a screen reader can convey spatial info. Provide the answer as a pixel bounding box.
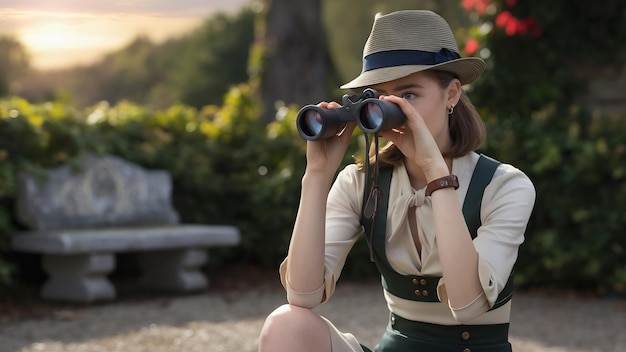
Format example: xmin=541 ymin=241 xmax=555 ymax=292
xmin=258 ymin=10 xmax=535 ymax=352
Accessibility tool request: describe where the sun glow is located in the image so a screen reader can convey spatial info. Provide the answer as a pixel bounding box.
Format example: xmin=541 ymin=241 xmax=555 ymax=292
xmin=12 ymin=11 xmax=133 ymax=69
xmin=16 ymin=12 xmax=205 ymax=69
xmin=4 ymin=1 xmax=247 ymax=70
xmin=21 ymin=21 xmax=102 ymax=51
xmin=19 ymin=18 xmax=126 ymax=69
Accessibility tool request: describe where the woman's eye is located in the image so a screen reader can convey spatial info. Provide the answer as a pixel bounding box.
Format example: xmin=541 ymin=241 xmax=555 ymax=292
xmin=402 ymin=93 xmax=417 ymax=100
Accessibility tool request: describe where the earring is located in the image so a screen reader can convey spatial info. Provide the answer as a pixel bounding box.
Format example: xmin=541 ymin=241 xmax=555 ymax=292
xmin=448 ymin=105 xmax=455 ymax=115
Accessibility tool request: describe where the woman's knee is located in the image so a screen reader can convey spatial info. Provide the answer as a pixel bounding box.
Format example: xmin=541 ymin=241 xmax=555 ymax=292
xmin=259 ymin=304 xmax=330 ymax=350
xmin=261 ymin=304 xmax=325 ymax=333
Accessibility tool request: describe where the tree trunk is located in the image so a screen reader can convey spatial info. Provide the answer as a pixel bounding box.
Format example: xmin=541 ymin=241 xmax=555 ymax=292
xmin=259 ymin=0 xmax=330 ymax=123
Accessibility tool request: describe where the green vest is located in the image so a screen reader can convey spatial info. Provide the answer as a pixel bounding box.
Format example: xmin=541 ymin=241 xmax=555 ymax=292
xmin=360 ymin=154 xmax=513 ymax=311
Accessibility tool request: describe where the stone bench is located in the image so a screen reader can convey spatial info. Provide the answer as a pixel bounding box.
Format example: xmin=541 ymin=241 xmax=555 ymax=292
xmin=11 ymin=154 xmax=241 ymax=303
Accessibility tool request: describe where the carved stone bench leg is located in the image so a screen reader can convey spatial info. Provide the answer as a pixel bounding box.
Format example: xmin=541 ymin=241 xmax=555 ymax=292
xmin=137 ymin=248 xmax=208 ymax=293
xmin=41 ymin=253 xmax=116 ymax=303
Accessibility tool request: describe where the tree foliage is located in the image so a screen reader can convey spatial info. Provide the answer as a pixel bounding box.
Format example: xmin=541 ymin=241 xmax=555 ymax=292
xmin=173 ymin=10 xmax=256 ymax=109
xmin=13 ymin=7 xmax=256 ymax=110
xmin=458 ymin=0 xmax=626 ymax=292
xmin=459 ymin=0 xmax=626 ymax=119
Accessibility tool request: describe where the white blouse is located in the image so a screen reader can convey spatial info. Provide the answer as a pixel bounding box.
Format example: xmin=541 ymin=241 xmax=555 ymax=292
xmin=280 ymin=152 xmax=536 ymax=325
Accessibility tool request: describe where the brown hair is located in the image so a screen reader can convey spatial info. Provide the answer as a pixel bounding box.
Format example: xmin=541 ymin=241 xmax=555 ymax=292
xmin=357 ymin=70 xmax=486 ymax=169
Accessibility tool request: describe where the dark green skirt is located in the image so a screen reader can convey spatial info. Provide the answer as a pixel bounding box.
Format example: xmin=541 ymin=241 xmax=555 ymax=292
xmin=361 ymin=313 xmax=512 ymax=352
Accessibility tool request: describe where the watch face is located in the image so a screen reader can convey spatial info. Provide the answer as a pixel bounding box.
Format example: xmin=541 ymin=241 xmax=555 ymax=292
xmin=426 ymin=175 xmax=459 ymax=196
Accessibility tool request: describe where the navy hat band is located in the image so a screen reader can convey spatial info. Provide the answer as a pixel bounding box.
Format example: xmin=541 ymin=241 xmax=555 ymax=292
xmin=363 ymin=48 xmax=461 ymax=72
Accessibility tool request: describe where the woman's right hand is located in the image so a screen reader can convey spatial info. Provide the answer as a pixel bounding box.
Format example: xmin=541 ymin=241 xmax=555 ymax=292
xmin=304 ymin=101 xmax=357 ymax=179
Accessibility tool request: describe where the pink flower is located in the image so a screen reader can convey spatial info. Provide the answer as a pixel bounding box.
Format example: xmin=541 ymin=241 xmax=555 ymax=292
xmin=466 ymin=0 xmax=543 ymax=38
xmin=495 ymin=11 xmax=542 ymax=37
xmin=505 ymin=19 xmax=521 ymax=36
xmin=464 ymin=38 xmax=480 ymax=55
xmin=462 ymin=0 xmax=491 ymax=14
xmin=495 ymin=11 xmax=513 ymax=28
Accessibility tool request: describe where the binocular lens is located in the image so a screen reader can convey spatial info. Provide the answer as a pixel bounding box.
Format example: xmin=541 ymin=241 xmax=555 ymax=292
xmin=362 ymin=103 xmax=384 ymax=130
xmin=303 ymin=110 xmax=323 ymax=136
xmin=358 ymin=100 xmax=405 ymax=133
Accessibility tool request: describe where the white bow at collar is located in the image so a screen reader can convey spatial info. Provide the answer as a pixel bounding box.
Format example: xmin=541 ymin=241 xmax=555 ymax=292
xmin=385 ymin=165 xmax=438 ymax=274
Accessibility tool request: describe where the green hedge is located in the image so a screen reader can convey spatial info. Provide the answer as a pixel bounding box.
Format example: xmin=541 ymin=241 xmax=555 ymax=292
xmin=2 ymin=85 xmax=626 ymax=294
xmin=457 ymin=0 xmax=626 ymax=294
xmin=0 ymin=86 xmax=304 ymax=282
xmin=480 ymin=108 xmax=626 ymax=294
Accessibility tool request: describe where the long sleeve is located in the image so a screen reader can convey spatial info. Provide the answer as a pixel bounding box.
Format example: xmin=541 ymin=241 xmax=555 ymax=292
xmin=436 ymin=154 xmax=536 ymax=322
xmin=280 ymin=164 xmax=365 ymax=307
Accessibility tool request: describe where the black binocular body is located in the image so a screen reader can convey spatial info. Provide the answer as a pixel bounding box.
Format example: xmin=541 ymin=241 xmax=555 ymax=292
xmin=296 ymin=88 xmax=406 ymax=140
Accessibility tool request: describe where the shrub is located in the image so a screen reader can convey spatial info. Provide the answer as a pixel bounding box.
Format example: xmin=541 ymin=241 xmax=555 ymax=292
xmin=460 ymin=0 xmax=626 ymax=293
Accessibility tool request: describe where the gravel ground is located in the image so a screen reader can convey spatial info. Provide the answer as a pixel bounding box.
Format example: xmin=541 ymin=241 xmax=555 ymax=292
xmin=1 ymin=279 xmax=625 ymax=352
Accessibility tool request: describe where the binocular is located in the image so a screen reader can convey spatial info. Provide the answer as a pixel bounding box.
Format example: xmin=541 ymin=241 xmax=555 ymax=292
xmin=296 ymin=88 xmax=406 ymax=140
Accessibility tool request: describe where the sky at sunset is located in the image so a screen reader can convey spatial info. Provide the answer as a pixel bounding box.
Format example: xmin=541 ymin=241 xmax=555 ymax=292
xmin=0 ymin=0 xmax=249 ymax=70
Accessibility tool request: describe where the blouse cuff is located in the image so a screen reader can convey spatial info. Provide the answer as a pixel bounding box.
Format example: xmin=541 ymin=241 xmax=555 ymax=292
xmin=279 ymin=259 xmax=327 ymax=308
xmin=450 ymin=291 xmax=490 ymax=322
xmin=477 ymin=256 xmax=500 ymax=307
xmin=436 ymin=257 xmax=498 ymax=322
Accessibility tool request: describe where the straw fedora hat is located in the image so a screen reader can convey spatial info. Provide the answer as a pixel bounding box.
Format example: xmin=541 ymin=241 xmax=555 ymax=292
xmin=340 ymin=10 xmax=485 ymax=89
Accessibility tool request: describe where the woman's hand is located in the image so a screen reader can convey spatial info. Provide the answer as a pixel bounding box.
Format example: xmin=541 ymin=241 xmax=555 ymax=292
xmin=377 ymin=95 xmax=447 ymax=178
xmin=304 ymin=101 xmax=357 ymax=179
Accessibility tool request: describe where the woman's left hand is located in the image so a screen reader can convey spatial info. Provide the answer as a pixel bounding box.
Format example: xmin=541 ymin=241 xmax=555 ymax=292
xmin=377 ymin=95 xmax=447 ymax=177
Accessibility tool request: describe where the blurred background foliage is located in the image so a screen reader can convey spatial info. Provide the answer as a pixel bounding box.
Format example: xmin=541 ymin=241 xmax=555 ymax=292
xmin=1 ymin=0 xmax=625 ymax=295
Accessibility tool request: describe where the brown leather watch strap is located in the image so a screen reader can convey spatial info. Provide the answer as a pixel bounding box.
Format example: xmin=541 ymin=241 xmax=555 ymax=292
xmin=425 ymin=175 xmax=459 ymax=196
